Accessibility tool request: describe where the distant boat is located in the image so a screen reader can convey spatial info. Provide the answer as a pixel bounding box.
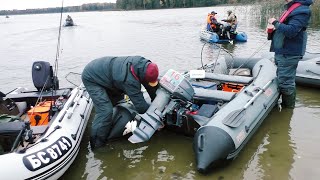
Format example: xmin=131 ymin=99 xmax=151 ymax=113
xmin=64 ymin=20 xmax=74 ymax=27
xmin=200 ymin=28 xmax=247 ymax=44
xmin=64 ymin=15 xmax=74 ymax=27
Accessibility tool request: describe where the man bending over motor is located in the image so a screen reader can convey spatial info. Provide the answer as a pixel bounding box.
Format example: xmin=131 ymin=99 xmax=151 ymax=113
xmin=81 ymin=56 xmax=159 ymax=149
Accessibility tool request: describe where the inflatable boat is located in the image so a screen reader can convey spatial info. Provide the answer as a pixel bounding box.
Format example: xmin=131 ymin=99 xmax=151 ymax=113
xmin=200 ymin=28 xmax=247 ymax=43
xmin=106 ymin=56 xmax=279 ymax=173
xmin=296 ymin=55 xmax=320 ymax=88
xmin=64 ymin=19 xmax=74 ymax=27
xmin=0 ymin=61 xmax=93 ymax=179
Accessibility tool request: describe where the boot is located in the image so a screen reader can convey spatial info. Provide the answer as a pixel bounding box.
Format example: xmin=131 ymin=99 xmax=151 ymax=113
xmin=281 ymin=90 xmax=296 ymax=109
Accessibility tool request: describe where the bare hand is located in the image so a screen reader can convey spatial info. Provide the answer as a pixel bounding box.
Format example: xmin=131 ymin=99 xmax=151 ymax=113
xmin=268 ymin=18 xmax=277 ymax=24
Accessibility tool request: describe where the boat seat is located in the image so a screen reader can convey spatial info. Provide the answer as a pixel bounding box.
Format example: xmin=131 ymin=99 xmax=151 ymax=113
xmin=6 ymin=88 xmax=71 ymax=103
xmin=31 ymin=125 xmax=49 ymax=134
xmin=0 ymin=122 xmax=48 ymax=138
xmin=0 ymin=121 xmax=24 ymax=135
xmin=16 ymin=102 xmax=27 ymax=116
xmin=205 ymin=72 xmax=253 ymax=84
xmin=193 ymin=88 xmax=236 ymax=102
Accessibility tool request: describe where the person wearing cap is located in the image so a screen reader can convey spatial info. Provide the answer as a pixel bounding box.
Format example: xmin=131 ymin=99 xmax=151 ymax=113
xmin=220 ymin=10 xmax=238 ymax=39
xmin=81 ymin=56 xmax=159 ymax=149
xmin=206 ymin=11 xmax=222 ymax=33
xmin=225 ymin=10 xmax=237 ymax=32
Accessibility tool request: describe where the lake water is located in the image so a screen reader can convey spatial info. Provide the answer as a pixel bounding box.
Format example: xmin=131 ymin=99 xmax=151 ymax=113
xmin=1 ymin=5 xmax=320 ymax=180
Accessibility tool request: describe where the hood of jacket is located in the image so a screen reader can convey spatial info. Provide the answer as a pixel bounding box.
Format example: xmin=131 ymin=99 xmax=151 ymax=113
xmin=131 ymin=56 xmax=150 ymax=82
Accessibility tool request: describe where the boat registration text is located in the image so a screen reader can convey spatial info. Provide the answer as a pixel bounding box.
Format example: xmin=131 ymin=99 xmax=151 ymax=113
xmin=23 ymin=136 xmax=72 ymax=171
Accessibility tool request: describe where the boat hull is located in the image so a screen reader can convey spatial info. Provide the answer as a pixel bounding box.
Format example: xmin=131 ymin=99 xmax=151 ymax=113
xmin=191 ymin=57 xmax=279 ymax=172
xmin=0 ymin=85 xmax=93 ymax=180
xmin=94 ymin=57 xmax=279 ymax=173
xmin=296 ymin=55 xmax=320 ymax=88
xmin=200 ymin=29 xmax=247 ymax=43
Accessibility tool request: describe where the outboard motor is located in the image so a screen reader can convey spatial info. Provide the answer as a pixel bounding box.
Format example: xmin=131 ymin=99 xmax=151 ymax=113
xmin=128 ymin=69 xmax=195 ymax=143
xmin=32 ymin=61 xmax=59 ymax=91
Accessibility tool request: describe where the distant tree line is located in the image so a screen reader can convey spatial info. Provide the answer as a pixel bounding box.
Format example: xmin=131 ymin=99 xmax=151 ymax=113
xmin=115 ymin=0 xmax=281 ymax=10
xmin=0 ymin=0 xmax=253 ymax=15
xmin=116 ymin=0 xmax=230 ymax=10
xmin=1 ymin=0 xmax=318 ymax=26
xmin=0 ymin=3 xmax=116 ymax=16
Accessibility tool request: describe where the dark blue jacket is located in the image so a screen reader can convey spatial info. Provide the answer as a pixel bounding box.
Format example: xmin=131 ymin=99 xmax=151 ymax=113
xmin=82 ymin=56 xmax=155 ymax=114
xmin=270 ymin=0 xmax=313 ymax=56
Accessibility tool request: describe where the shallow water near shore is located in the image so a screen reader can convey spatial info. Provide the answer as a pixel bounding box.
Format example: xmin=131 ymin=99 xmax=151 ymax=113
xmin=1 ymin=5 xmax=320 ymax=180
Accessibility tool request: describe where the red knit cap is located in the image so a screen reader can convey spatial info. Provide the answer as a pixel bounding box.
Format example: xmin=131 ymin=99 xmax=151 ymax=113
xmin=144 ymin=63 xmax=159 ymax=86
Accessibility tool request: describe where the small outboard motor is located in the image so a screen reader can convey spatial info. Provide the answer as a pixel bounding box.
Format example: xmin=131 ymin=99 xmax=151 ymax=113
xmin=128 ymin=69 xmax=195 ymax=143
xmin=32 ymin=61 xmax=59 ymax=91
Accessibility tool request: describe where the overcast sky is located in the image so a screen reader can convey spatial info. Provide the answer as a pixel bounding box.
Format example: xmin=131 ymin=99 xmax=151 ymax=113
xmin=0 ymin=0 xmax=116 ymax=10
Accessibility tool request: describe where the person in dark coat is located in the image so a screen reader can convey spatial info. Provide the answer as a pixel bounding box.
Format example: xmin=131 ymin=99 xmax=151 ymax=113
xmin=81 ymin=56 xmax=159 ymax=149
xmin=65 ymin=15 xmax=74 ymax=25
xmin=267 ymin=0 xmax=313 ymax=108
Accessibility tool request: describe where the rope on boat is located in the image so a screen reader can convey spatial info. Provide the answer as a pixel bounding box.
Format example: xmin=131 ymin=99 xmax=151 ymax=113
xmin=200 ymin=42 xmax=208 ymax=69
xmin=65 ymin=72 xmax=82 ymax=86
xmin=306 ymin=69 xmax=320 ymax=76
xmin=231 ymin=40 xmax=269 ymax=75
xmin=200 ymin=42 xmax=235 ymax=71
xmin=306 ymin=51 xmax=320 ymax=54
xmin=211 ymin=43 xmax=234 ymax=59
xmin=30 ymin=76 xmax=51 ymax=116
xmin=212 ymin=44 xmax=222 ymax=72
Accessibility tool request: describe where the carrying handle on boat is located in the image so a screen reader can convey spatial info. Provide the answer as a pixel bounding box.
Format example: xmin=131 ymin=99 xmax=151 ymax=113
xmin=0 ymin=88 xmax=19 ymax=97
xmin=306 ymin=69 xmax=320 ymax=76
xmin=198 ymin=134 xmax=205 ymax=152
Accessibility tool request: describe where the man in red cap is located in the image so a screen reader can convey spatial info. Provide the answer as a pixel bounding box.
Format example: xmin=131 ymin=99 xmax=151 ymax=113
xmin=82 ymin=56 xmax=159 ymax=149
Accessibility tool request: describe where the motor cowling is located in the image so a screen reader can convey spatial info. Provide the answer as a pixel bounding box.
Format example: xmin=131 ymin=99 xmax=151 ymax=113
xmin=128 ymin=69 xmax=195 ymax=143
xmin=32 ymin=61 xmax=59 ymax=91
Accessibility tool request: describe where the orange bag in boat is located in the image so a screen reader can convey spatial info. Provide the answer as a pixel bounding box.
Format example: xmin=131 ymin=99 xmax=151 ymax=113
xmin=28 ymin=101 xmax=53 ymax=126
xmin=222 ymin=83 xmax=244 ymax=93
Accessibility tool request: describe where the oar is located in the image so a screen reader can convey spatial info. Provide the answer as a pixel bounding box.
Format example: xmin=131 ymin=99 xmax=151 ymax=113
xmin=222 ymin=108 xmax=246 ymax=127
xmin=222 ymin=79 xmax=274 ymax=128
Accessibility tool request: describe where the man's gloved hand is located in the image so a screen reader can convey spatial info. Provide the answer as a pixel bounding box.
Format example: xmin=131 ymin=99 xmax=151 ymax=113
xmin=123 ymin=120 xmax=137 ymax=136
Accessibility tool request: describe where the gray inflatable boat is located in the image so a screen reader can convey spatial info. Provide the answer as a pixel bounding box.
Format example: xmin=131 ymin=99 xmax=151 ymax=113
xmin=189 ymin=56 xmax=279 ymax=172
xmin=296 ymin=54 xmax=320 ymax=88
xmin=106 ymin=56 xmax=280 ymax=173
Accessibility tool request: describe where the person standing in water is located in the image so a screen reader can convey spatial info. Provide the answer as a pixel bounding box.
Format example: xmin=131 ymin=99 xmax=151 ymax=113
xmin=267 ymin=0 xmax=313 ymax=108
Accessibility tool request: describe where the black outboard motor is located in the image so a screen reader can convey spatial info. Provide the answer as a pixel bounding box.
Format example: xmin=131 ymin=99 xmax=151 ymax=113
xmin=32 ymin=61 xmax=59 ymax=91
xmin=128 ymin=69 xmax=195 ymax=143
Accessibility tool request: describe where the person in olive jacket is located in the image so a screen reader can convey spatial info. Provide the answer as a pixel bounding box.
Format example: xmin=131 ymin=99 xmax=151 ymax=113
xmin=82 ymin=56 xmax=159 ymax=149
